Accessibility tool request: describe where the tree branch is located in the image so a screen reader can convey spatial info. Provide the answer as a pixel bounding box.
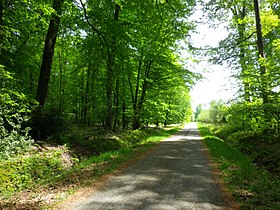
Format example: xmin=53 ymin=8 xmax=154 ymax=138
xmin=212 ymin=32 xmax=256 ymax=64
xmin=233 ymin=31 xmax=256 ymax=48
xmin=78 ymin=0 xmax=108 ymax=47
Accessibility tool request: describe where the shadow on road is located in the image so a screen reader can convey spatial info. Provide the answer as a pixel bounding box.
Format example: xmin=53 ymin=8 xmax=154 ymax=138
xmin=72 ymin=125 xmax=229 ymax=210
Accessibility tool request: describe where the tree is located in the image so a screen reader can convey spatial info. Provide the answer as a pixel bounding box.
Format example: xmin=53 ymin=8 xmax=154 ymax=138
xmin=105 ymin=3 xmax=121 ymax=129
xmin=253 ymin=0 xmax=268 ymax=104
xmin=36 ymin=0 xmax=65 ymax=108
xmin=0 ymin=0 xmax=198 ymax=139
xmin=196 ymin=100 xmax=226 ymax=124
xmin=194 ymin=104 xmax=202 ymax=122
xmin=203 ymin=0 xmax=280 ymax=134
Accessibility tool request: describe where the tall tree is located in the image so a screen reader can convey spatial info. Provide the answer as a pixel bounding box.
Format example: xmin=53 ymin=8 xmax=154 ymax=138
xmin=0 ymin=0 xmax=4 ymax=53
xmin=105 ymin=3 xmax=121 ymax=129
xmin=203 ymin=0 xmax=280 ymax=132
xmin=253 ymin=0 xmax=268 ymax=104
xmin=36 ymin=0 xmax=64 ymax=108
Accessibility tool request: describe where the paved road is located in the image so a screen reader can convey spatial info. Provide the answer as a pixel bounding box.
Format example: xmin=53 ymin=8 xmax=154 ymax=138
xmin=68 ymin=123 xmax=230 ymax=210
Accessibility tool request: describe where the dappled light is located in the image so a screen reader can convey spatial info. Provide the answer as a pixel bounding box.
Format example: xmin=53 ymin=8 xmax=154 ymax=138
xmin=66 ymin=125 xmax=230 ymax=210
xmin=1 ymin=0 xmax=280 ymax=208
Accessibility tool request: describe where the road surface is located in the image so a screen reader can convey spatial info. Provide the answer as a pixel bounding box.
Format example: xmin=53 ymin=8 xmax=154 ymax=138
xmin=64 ymin=123 xmax=231 ymax=210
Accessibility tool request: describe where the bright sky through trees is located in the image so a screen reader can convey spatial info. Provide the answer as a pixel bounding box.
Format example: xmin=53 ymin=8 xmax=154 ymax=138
xmin=189 ymin=7 xmax=235 ymax=111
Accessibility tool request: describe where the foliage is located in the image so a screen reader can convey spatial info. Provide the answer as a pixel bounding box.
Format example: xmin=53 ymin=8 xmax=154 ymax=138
xmin=194 ymin=104 xmax=202 ymax=122
xmin=225 ymin=101 xmax=268 ymax=132
xmin=205 ymin=121 xmax=280 ymax=175
xmin=201 ymin=0 xmax=280 ymax=133
xmin=198 ymin=124 xmax=280 ymax=210
xmin=0 ymin=125 xmax=180 ymax=206
xmin=0 ymin=66 xmax=36 ymax=159
xmin=143 ymin=85 xmax=192 ymax=126
xmin=0 ymin=147 xmax=66 ymax=196
xmin=196 ymin=100 xmax=227 ymax=123
xmin=196 ymin=99 xmax=280 ymax=169
xmin=56 ymin=125 xmax=181 ymax=158
xmin=29 ymin=108 xmax=69 ymax=140
xmin=1 ymin=0 xmax=196 ymax=134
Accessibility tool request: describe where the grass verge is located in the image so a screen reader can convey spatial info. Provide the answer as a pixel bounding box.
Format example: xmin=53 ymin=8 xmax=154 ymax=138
xmin=0 ymin=126 xmax=180 ymax=209
xmin=198 ymin=123 xmax=280 ymax=210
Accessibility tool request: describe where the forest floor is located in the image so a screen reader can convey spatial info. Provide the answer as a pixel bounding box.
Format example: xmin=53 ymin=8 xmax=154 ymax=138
xmin=57 ymin=123 xmax=237 ymax=210
xmin=1 ymin=126 xmax=180 ymax=209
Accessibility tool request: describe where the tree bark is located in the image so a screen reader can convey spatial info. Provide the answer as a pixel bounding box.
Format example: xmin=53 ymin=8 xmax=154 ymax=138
xmin=164 ymin=111 xmax=168 ymax=127
xmin=253 ymin=0 xmax=269 ymax=104
xmin=83 ymin=63 xmax=91 ymax=126
xmin=113 ymin=78 xmax=120 ymax=131
xmin=122 ymin=100 xmax=126 ymax=129
xmin=105 ymin=4 xmax=120 ymax=129
xmin=80 ymin=69 xmax=85 ymax=124
xmin=36 ymin=0 xmax=64 ymax=108
xmin=132 ymin=58 xmax=153 ymax=130
xmin=131 ymin=58 xmax=143 ymax=130
xmin=58 ymin=48 xmax=64 ymax=112
xmin=237 ymin=6 xmax=251 ymax=102
xmin=0 ymin=0 xmax=4 ymax=53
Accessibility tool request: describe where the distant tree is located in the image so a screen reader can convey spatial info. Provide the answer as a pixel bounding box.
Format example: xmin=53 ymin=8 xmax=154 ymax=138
xmin=194 ymin=104 xmax=202 ymax=122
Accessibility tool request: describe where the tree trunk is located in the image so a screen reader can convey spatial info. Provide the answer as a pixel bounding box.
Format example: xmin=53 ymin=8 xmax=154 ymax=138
xmin=80 ymin=68 xmax=85 ymax=124
xmin=105 ymin=4 xmax=120 ymax=129
xmin=155 ymin=119 xmax=159 ymax=127
xmin=36 ymin=0 xmax=64 ymax=108
xmin=130 ymin=58 xmax=142 ymax=129
xmin=122 ymin=100 xmax=126 ymax=129
xmin=121 ymin=64 xmax=127 ymax=129
xmin=132 ymin=114 xmax=141 ymax=130
xmin=91 ymin=66 xmax=97 ymax=126
xmin=164 ymin=111 xmax=169 ymax=127
xmin=113 ymin=78 xmax=120 ymax=131
xmin=253 ymin=0 xmax=269 ymax=104
xmin=132 ymin=58 xmax=153 ymax=130
xmin=83 ymin=64 xmax=91 ymax=126
xmin=105 ymin=58 xmax=114 ymax=128
xmin=237 ymin=7 xmax=250 ymax=102
xmin=0 ymin=0 xmax=4 ymax=53
xmin=58 ymin=48 xmax=64 ymax=111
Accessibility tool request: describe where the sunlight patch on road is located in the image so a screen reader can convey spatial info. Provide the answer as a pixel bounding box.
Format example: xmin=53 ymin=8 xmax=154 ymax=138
xmin=184 ymin=136 xmax=203 ymax=140
xmin=162 ymin=135 xmax=203 ymax=142
xmin=162 ymin=136 xmax=185 ymax=142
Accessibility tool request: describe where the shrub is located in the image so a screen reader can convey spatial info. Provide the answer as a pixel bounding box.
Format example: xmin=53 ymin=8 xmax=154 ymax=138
xmin=29 ymin=109 xmax=69 ymax=140
xmin=209 ymin=123 xmax=280 ymax=175
xmin=0 ymin=149 xmax=65 ymax=195
xmin=0 ymin=66 xmax=36 ymax=159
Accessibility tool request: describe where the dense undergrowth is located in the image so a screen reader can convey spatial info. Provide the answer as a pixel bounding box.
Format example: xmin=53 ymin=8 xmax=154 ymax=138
xmin=198 ymin=123 xmax=280 ymax=209
xmin=206 ymin=123 xmax=280 ymax=175
xmin=0 ymin=125 xmax=180 ymax=209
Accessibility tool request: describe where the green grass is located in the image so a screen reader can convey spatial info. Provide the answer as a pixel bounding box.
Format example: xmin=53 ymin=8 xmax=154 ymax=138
xmin=51 ymin=127 xmax=180 ymax=186
xmin=137 ymin=128 xmax=179 ymax=144
xmin=198 ymin=124 xmax=280 ymax=210
xmin=0 ymin=149 xmax=66 ymax=196
xmin=0 ymin=126 xmax=181 ymax=209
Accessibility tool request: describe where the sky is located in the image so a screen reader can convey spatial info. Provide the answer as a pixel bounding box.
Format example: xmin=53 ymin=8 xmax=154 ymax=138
xmin=187 ymin=6 xmax=236 ymax=111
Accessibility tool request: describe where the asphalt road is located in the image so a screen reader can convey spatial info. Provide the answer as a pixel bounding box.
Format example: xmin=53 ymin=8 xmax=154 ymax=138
xmin=67 ymin=123 xmax=230 ymax=210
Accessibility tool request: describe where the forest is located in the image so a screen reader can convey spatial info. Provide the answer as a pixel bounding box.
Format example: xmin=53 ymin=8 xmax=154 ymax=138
xmin=0 ymin=0 xmax=280 ymax=208
xmin=195 ymin=0 xmax=280 ymax=175
xmin=1 ymin=0 xmax=197 ymax=156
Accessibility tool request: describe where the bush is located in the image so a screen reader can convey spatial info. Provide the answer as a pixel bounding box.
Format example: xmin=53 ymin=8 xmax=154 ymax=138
xmin=208 ymin=123 xmax=280 ymax=175
xmin=54 ymin=127 xmax=171 ymax=159
xmin=29 ymin=109 xmax=69 ymax=140
xmin=0 ymin=149 xmax=65 ymax=195
xmin=228 ymin=131 xmax=280 ymax=174
xmin=0 ymin=66 xmax=36 ymax=159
